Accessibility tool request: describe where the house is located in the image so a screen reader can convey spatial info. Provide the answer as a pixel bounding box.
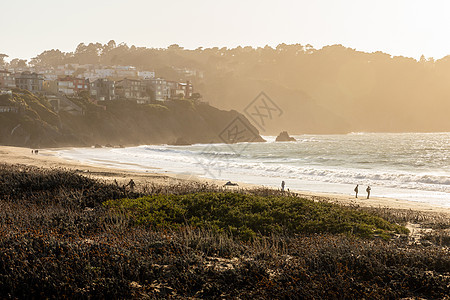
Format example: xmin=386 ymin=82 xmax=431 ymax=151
xmin=57 ymin=76 xmax=89 ymax=95
xmin=167 ymin=80 xmax=193 ymax=98
xmin=0 ymin=70 xmax=16 ymax=88
xmin=90 ymin=78 xmax=115 ymax=101
xmin=138 ymin=71 xmax=155 ymax=79
xmin=114 ymin=66 xmax=137 ymax=78
xmin=115 ymin=78 xmax=147 ymax=100
xmin=147 ymin=78 xmax=170 ymax=101
xmin=0 ymin=106 xmax=18 ymax=113
xmin=43 ymin=80 xmax=58 ymax=94
xmin=174 ymin=67 xmax=204 ymax=78
xmin=0 ymin=89 xmax=13 ymax=96
xmin=166 ymin=81 xmax=179 ymax=98
xmin=72 ymin=77 xmax=89 ymax=94
xmin=15 ymin=72 xmax=44 ymax=92
xmin=94 ymin=68 xmax=115 ymax=78
xmin=178 ymin=81 xmax=193 ymax=98
xmin=57 ymin=77 xmax=75 ymax=95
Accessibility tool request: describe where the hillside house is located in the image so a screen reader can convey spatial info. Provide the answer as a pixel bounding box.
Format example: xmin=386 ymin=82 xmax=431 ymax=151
xmin=57 ymin=77 xmax=75 ymax=95
xmin=177 ymin=81 xmax=193 ymax=98
xmin=138 ymin=71 xmax=155 ymax=79
xmin=15 ymin=72 xmax=44 ymax=92
xmin=90 ymin=78 xmax=115 ymax=101
xmin=0 ymin=106 xmax=18 ymax=113
xmin=0 ymin=70 xmax=16 ymax=88
xmin=148 ymin=78 xmax=170 ymax=101
xmin=115 ymin=78 xmax=147 ymax=100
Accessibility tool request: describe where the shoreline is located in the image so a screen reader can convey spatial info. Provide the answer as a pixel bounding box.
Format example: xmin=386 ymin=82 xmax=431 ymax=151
xmin=1 ymin=145 xmax=449 ymax=215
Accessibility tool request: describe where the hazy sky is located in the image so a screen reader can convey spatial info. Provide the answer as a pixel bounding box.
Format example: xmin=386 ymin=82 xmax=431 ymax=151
xmin=2 ymin=0 xmax=450 ymax=61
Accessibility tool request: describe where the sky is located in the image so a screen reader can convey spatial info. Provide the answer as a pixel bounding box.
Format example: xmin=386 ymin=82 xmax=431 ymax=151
xmin=2 ymin=0 xmax=450 ymax=61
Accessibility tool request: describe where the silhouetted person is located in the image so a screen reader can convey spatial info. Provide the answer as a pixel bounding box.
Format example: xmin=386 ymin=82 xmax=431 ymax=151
xmin=366 ymin=186 xmax=371 ymax=199
xmin=354 ymin=184 xmax=359 ymax=198
xmin=281 ymin=180 xmax=285 ymax=191
xmin=128 ymin=179 xmax=136 ymax=191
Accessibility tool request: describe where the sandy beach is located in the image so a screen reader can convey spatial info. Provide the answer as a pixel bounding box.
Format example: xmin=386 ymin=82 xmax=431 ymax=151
xmin=1 ymin=145 xmax=449 ymax=215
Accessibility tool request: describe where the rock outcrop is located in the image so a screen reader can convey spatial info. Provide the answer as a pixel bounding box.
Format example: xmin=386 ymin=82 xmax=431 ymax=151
xmin=275 ymin=131 xmax=296 ymax=142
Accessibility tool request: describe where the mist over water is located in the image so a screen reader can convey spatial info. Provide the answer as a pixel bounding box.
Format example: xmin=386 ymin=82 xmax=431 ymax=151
xmin=57 ymin=132 xmax=450 ymax=207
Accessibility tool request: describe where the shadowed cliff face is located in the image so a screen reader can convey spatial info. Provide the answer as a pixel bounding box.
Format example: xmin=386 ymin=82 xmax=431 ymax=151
xmin=0 ymin=92 xmax=264 ymax=148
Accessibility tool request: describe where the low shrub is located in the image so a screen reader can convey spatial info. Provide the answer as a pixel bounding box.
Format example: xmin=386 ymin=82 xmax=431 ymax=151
xmin=104 ymin=192 xmax=409 ymax=240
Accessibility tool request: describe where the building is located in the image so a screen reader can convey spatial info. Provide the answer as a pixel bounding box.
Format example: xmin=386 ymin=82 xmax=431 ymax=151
xmin=138 ymin=71 xmax=155 ymax=79
xmin=57 ymin=77 xmax=75 ymax=95
xmin=148 ymin=78 xmax=170 ymax=101
xmin=115 ymin=66 xmax=137 ymax=78
xmin=178 ymin=81 xmax=193 ymax=98
xmin=15 ymin=72 xmax=44 ymax=92
xmin=115 ymin=78 xmax=147 ymax=100
xmin=166 ymin=81 xmax=179 ymax=98
xmin=43 ymin=80 xmax=58 ymax=94
xmin=0 ymin=70 xmax=16 ymax=88
xmin=61 ymin=76 xmax=89 ymax=94
xmin=90 ymin=78 xmax=115 ymax=101
xmin=0 ymin=89 xmax=13 ymax=96
xmin=0 ymin=106 xmax=18 ymax=113
xmin=94 ymin=68 xmax=115 ymax=78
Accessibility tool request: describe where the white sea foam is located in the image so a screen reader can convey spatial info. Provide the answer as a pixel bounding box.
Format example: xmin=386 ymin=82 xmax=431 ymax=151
xmin=57 ymin=132 xmax=450 ymax=207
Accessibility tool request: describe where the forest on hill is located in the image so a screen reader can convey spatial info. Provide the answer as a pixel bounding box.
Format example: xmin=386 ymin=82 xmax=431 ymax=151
xmin=17 ymin=41 xmax=450 ymax=134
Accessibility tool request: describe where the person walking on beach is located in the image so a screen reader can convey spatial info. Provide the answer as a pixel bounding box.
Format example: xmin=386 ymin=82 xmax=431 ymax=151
xmin=281 ymin=180 xmax=285 ymax=192
xmin=366 ymin=185 xmax=371 ymax=199
xmin=354 ymin=184 xmax=359 ymax=198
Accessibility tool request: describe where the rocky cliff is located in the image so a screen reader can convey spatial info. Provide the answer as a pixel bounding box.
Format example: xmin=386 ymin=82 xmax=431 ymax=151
xmin=0 ymin=90 xmax=264 ymax=148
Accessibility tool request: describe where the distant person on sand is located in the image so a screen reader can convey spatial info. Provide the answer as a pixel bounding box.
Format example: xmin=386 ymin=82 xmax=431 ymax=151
xmin=35 ymin=149 xmax=39 ymax=155
xmin=354 ymin=184 xmax=359 ymax=198
xmin=366 ymin=185 xmax=371 ymax=199
xmin=281 ymin=180 xmax=285 ymax=192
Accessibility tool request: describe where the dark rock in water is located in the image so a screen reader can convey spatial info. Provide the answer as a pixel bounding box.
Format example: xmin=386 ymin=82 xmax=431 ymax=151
xmin=275 ymin=131 xmax=296 ymax=142
xmin=171 ymin=137 xmax=191 ymax=146
xmin=94 ymin=144 xmax=102 ymax=148
xmin=105 ymin=144 xmax=113 ymax=148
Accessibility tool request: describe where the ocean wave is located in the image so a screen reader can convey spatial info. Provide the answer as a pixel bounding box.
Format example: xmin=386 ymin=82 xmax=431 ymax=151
xmin=57 ymin=133 xmax=450 ymax=197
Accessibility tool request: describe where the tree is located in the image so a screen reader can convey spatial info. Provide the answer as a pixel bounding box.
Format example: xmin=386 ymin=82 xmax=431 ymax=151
xmin=9 ymin=58 xmax=27 ymax=68
xmin=168 ymin=44 xmax=184 ymax=51
xmin=0 ymin=54 xmax=8 ymax=67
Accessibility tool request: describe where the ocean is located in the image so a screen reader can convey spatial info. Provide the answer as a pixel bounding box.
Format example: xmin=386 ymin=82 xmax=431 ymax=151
xmin=56 ymin=132 xmax=450 ymax=207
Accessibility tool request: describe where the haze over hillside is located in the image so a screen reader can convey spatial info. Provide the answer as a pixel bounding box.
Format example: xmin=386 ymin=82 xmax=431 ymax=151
xmin=3 ymin=41 xmax=450 ymax=134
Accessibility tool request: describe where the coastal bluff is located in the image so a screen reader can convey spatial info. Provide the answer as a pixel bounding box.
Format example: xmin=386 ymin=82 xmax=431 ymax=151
xmin=0 ymin=90 xmax=264 ymax=148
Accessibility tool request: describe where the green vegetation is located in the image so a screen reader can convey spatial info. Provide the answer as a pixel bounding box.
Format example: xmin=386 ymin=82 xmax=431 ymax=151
xmin=104 ymin=192 xmax=408 ymax=240
xmin=0 ymin=164 xmax=449 ymax=298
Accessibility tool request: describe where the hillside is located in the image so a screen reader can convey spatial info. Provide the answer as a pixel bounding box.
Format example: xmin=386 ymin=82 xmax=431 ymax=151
xmin=0 ymin=90 xmax=264 ymax=148
xmin=28 ymin=42 xmax=450 ymax=134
